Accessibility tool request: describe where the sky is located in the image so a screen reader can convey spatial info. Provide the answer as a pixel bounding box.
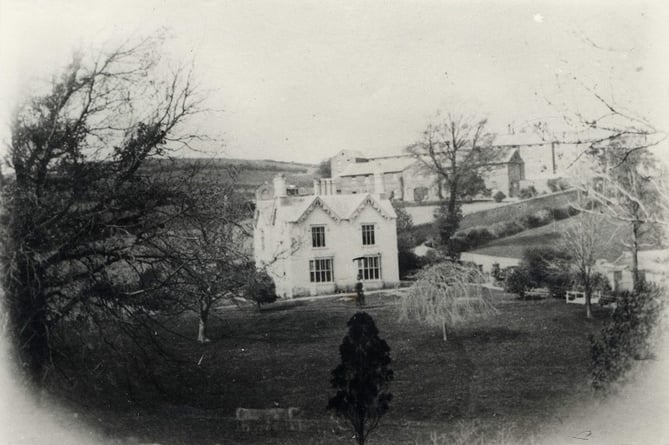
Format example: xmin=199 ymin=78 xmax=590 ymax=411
xmin=0 ymin=0 xmax=668 ymax=164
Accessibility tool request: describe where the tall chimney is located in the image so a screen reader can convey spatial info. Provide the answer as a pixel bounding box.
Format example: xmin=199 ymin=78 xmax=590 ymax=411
xmin=373 ymin=167 xmax=385 ymax=195
xmin=273 ymin=174 xmax=287 ymax=198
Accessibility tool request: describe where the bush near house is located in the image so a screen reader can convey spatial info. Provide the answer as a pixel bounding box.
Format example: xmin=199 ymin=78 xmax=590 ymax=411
xmin=504 ymin=267 xmax=531 ymax=298
xmin=493 ymin=191 xmax=506 ymax=202
xmin=245 ymin=269 xmax=278 ymax=309
xmin=519 ymin=185 xmax=538 ymax=200
xmin=547 ymin=177 xmax=571 ymax=193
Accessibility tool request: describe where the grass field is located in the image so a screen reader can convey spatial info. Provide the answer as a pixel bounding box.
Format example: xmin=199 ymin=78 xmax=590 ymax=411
xmin=469 ymin=215 xmax=628 ymax=261
xmin=68 ymin=290 xmax=610 ymax=445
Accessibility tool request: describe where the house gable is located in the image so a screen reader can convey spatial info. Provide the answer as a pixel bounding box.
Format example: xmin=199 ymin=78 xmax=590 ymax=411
xmin=349 ymin=195 xmax=395 ymax=221
xmin=295 ymin=196 xmax=341 ymax=223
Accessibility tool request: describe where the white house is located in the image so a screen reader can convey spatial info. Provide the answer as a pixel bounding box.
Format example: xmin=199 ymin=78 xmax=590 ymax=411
xmin=253 ymin=174 xmax=400 ymax=298
xmin=595 ymin=249 xmax=669 ymax=292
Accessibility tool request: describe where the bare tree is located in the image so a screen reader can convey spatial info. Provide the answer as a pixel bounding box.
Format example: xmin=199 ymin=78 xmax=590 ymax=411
xmin=148 ymin=167 xmax=258 ymax=343
xmin=1 ymin=36 xmax=204 ymax=384
xmin=570 ymin=135 xmax=665 ymax=291
xmin=407 ymin=113 xmax=496 ymax=255
xmin=398 ymin=262 xmax=496 ymax=341
xmin=557 ymin=211 xmax=603 ymax=318
xmin=547 ymin=81 xmax=667 ymax=291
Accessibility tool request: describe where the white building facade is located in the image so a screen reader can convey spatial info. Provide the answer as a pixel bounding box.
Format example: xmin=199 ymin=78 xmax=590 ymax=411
xmin=254 ymin=174 xmax=400 ymax=298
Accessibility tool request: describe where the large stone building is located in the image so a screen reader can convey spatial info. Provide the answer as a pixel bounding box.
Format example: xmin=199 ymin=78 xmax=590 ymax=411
xmin=330 ymin=148 xmax=525 ymax=202
xmin=253 ymin=174 xmax=400 ymax=298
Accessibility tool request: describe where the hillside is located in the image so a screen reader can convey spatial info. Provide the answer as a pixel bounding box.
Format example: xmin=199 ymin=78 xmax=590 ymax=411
xmin=144 ymin=157 xmax=319 ymax=198
xmin=468 ymin=215 xmax=639 ymax=262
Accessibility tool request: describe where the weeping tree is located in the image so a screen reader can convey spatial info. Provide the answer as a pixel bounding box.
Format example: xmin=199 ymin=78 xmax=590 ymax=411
xmin=398 ymin=262 xmax=497 ymax=341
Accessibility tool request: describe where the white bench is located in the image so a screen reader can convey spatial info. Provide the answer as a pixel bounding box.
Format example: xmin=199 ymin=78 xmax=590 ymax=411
xmin=565 ymin=290 xmax=601 ymax=305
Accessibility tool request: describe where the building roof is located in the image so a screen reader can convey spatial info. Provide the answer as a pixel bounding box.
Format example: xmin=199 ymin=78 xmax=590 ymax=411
xmin=337 ymin=147 xmax=522 ymax=177
xmin=337 ymin=157 xmax=417 ymax=177
xmin=256 ymin=193 xmax=396 ymax=226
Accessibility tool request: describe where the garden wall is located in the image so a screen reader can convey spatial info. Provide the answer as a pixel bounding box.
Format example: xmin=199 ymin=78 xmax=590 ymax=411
xmin=460 ymin=189 xmax=578 ymax=229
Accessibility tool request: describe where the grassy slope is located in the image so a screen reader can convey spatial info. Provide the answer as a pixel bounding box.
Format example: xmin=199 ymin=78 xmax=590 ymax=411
xmin=146 ymin=157 xmax=318 ymax=198
xmin=77 ymin=291 xmax=607 ymax=445
xmin=469 ymin=215 xmax=628 ymax=261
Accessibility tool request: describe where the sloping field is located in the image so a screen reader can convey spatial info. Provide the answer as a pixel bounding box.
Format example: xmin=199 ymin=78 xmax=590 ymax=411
xmin=144 ymin=157 xmax=318 ymax=199
xmin=469 ymin=215 xmax=628 ymax=261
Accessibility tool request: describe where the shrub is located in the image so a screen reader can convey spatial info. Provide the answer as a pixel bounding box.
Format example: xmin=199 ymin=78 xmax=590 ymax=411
xmin=452 ymin=226 xmax=495 ymax=251
xmin=328 ymin=312 xmax=393 ymax=445
xmin=504 ymin=267 xmax=530 ymax=297
xmin=591 ymin=285 xmax=663 ymax=391
xmin=547 ymin=177 xmax=570 ymax=193
xmin=547 ymin=271 xmax=572 ymax=299
xmin=245 ymin=269 xmax=277 ymax=309
xmin=520 ymin=208 xmax=553 ymax=229
xmin=519 ymin=185 xmax=538 ymax=199
xmin=521 ymin=246 xmax=571 ymax=294
xmin=488 ymin=220 xmax=524 ymax=238
xmin=493 ymin=191 xmax=506 ymax=202
xmin=398 ymin=250 xmax=423 ymax=279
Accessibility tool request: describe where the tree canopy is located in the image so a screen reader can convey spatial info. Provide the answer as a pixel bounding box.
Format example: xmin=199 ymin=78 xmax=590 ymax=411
xmin=1 ymin=37 xmax=208 ymax=385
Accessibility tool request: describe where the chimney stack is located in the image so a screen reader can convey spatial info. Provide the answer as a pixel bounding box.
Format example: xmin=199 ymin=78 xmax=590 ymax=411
xmin=273 ymin=174 xmax=287 ymax=198
xmin=373 ymin=167 xmax=385 ymax=196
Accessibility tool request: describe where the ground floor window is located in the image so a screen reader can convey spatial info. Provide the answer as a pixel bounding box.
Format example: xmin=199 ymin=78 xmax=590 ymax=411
xmin=357 ymin=255 xmax=381 ymax=280
xmin=310 ymin=258 xmax=333 ymax=283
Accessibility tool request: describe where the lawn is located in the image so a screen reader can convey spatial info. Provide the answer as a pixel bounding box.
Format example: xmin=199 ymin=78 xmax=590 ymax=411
xmin=65 ymin=290 xmax=609 ymax=445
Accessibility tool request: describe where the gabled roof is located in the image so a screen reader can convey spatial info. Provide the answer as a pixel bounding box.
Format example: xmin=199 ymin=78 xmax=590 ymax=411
xmin=493 ymin=146 xmax=523 ymax=164
xmin=337 ymin=157 xmax=417 ymax=177
xmin=256 ymin=193 xmax=396 ymax=226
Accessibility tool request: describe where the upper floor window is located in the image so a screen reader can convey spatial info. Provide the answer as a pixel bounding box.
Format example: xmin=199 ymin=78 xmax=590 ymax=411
xmin=312 ymin=225 xmax=326 ymax=248
xmin=361 ymin=224 xmax=375 ymax=246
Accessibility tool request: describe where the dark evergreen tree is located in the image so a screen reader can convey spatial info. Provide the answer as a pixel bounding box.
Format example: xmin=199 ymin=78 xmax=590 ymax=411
xmin=327 ymin=312 xmax=393 ymax=445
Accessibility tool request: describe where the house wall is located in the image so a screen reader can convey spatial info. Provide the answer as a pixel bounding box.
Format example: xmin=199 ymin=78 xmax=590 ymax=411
xmin=401 ymin=163 xmax=440 ymax=203
xmin=338 ymin=173 xmax=405 ymax=199
xmin=460 ymin=252 xmax=521 ymax=273
xmin=484 ymin=161 xmax=524 ymax=197
xmin=283 ymin=205 xmax=399 ymax=297
xmin=254 ymin=209 xmax=295 ymax=296
xmin=330 ymin=150 xmax=365 ymax=177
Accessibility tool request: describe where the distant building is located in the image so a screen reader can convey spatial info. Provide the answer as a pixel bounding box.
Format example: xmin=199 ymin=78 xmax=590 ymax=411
xmin=330 ymin=148 xmax=525 ymax=202
xmin=596 ymin=249 xmax=669 ymax=292
xmin=330 ymin=149 xmax=367 ymax=177
xmin=253 ymin=174 xmax=400 ymax=298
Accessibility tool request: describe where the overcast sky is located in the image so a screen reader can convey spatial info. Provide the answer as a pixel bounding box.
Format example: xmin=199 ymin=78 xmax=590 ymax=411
xmin=1 ymin=0 xmax=668 ymax=164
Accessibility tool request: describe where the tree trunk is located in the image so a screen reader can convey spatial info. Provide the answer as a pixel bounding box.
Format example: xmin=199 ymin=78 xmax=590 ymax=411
xmin=355 ymin=411 xmax=366 ymax=445
xmin=442 ymin=320 xmax=448 ymax=341
xmin=631 ymin=219 xmax=641 ymax=292
xmin=8 ymin=256 xmax=50 ymax=383
xmin=584 ymin=288 xmax=592 ymax=319
xmin=448 ymin=181 xmax=458 ymax=216
xmin=197 ymin=309 xmax=210 ymax=343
